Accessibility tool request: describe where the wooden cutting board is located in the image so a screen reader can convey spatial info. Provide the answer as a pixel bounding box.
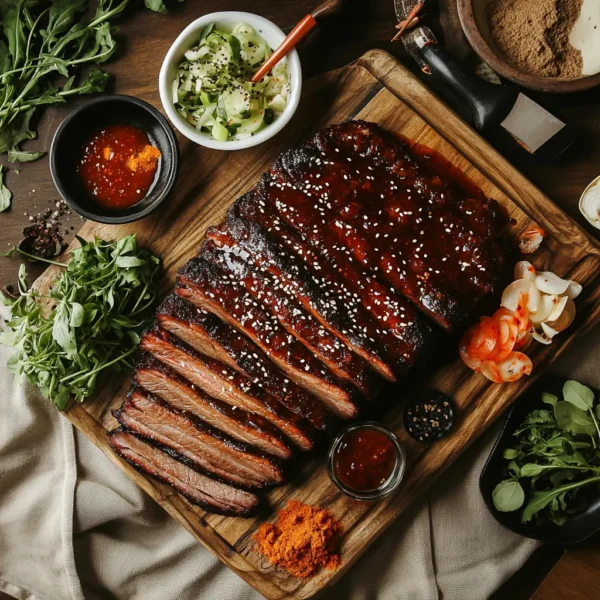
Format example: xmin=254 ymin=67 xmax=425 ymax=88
xmin=33 ymin=50 xmax=600 ymax=599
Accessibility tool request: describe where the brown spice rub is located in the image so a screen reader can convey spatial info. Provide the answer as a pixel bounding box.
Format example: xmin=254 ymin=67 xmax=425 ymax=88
xmin=254 ymin=500 xmax=342 ymax=578
xmin=488 ymin=0 xmax=583 ymax=78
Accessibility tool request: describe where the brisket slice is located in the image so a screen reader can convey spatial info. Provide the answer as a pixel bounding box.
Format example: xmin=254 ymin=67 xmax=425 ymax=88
xmin=135 ymin=354 xmax=292 ymax=459
xmin=199 ymin=239 xmax=381 ymax=399
xmin=209 ymin=215 xmax=397 ymax=382
xmin=176 ymin=258 xmax=361 ymax=419
xmin=114 ymin=389 xmax=283 ymax=489
xmin=156 ymin=296 xmax=332 ymax=431
xmin=140 ymin=326 xmax=315 ymax=450
xmin=229 ymin=189 xmax=431 ymax=375
xmin=109 ymin=428 xmax=260 ymax=516
xmin=265 ymin=121 xmax=509 ymax=330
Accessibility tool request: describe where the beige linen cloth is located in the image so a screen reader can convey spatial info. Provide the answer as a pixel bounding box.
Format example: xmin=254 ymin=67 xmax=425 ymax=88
xmin=1 ymin=297 xmax=598 ymax=599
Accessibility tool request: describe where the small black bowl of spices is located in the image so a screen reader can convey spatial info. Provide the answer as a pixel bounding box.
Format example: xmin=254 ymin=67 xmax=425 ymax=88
xmin=50 ymin=95 xmax=179 ymax=224
xmin=328 ymin=422 xmax=406 ymax=501
xmin=403 ymin=390 xmax=455 ymax=443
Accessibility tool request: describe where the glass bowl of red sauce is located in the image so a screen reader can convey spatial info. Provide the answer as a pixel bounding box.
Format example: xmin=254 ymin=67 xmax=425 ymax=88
xmin=50 ymin=95 xmax=178 ymax=224
xmin=328 ymin=422 xmax=406 ymax=501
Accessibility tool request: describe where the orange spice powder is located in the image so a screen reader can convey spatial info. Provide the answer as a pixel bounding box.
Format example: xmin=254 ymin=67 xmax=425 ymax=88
xmin=254 ymin=500 xmax=342 ymax=579
xmin=126 ymin=144 xmax=161 ymax=173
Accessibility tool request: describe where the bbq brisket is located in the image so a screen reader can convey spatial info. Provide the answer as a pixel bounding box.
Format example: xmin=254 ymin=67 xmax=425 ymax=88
xmin=140 ymin=326 xmax=316 ymax=450
xmin=109 ymin=120 xmax=509 ymax=517
xmin=135 ymin=355 xmax=292 ymax=459
xmin=199 ymin=239 xmax=381 ymax=398
xmin=109 ymin=429 xmax=260 ymax=516
xmin=176 ymin=258 xmax=361 ymax=419
xmin=114 ymin=389 xmax=283 ymax=489
xmin=156 ymin=295 xmax=332 ymax=431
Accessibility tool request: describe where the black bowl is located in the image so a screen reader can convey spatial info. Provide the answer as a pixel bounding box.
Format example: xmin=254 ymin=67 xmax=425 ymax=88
xmin=480 ymin=375 xmax=600 ymax=545
xmin=50 ymin=95 xmax=179 ymax=224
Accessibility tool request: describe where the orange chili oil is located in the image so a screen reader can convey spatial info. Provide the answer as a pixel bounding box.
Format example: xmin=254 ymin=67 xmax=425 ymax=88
xmin=78 ymin=123 xmax=160 ymax=210
xmin=333 ymin=427 xmax=397 ymax=492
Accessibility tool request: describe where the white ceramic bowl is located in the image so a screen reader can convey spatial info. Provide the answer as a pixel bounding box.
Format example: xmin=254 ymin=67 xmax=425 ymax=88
xmin=159 ymin=11 xmax=302 ymax=151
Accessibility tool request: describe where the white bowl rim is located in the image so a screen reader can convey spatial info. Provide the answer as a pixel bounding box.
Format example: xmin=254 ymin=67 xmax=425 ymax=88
xmin=158 ymin=11 xmax=302 ymax=151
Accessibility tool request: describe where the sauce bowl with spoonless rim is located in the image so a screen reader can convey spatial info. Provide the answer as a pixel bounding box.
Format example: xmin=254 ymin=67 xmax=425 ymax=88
xmin=327 ymin=422 xmax=407 ymax=501
xmin=50 ymin=95 xmax=179 ymax=224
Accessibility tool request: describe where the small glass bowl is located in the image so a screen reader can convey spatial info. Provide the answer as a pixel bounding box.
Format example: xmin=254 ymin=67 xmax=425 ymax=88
xmin=327 ymin=421 xmax=407 ymax=501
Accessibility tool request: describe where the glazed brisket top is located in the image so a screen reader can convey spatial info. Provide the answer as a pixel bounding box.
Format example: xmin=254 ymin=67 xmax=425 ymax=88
xmin=263 ymin=121 xmax=508 ymax=330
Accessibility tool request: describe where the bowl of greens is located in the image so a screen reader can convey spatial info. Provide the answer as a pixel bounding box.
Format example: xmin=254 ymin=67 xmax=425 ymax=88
xmin=480 ymin=375 xmax=600 ymax=545
xmin=158 ymin=12 xmax=302 ymax=150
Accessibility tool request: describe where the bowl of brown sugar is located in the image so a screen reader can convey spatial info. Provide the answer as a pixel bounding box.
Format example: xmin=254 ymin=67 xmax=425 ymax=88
xmin=458 ymin=0 xmax=600 ymax=93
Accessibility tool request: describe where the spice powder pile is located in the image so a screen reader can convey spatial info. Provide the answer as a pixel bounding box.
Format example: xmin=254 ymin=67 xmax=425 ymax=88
xmin=254 ymin=500 xmax=342 ymax=579
xmin=488 ymin=0 xmax=583 ymax=78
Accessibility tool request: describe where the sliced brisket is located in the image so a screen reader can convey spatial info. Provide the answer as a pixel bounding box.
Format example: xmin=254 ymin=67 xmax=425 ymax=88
xmin=263 ymin=122 xmax=508 ymax=330
xmin=208 ymin=215 xmax=397 ymax=381
xmin=114 ymin=389 xmax=283 ymax=489
xmin=109 ymin=429 xmax=260 ymax=516
xmin=176 ymin=258 xmax=361 ymax=419
xmin=156 ymin=295 xmax=332 ymax=431
xmin=199 ymin=239 xmax=381 ymax=398
xmin=228 ymin=190 xmax=431 ymax=375
xmin=140 ymin=326 xmax=316 ymax=450
xmin=135 ymin=354 xmax=292 ymax=459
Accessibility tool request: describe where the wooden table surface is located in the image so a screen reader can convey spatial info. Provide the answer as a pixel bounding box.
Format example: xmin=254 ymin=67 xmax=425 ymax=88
xmin=1 ymin=1 xmax=598 ymax=598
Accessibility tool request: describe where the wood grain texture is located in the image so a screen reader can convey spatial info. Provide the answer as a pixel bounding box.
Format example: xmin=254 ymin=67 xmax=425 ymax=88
xmin=27 ymin=51 xmax=600 ymax=599
xmin=532 ymin=548 xmax=600 ymax=600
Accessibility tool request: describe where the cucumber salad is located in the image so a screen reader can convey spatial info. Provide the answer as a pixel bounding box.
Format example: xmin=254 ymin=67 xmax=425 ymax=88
xmin=172 ymin=22 xmax=290 ymax=142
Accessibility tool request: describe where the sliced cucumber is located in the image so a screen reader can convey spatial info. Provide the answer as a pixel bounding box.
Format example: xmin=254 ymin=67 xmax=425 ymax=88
xmin=212 ymin=120 xmax=230 ymax=141
xmin=233 ymin=23 xmax=254 ymax=36
xmin=222 ymin=87 xmax=250 ymax=116
xmin=237 ymin=110 xmax=265 ymax=135
xmin=268 ymin=93 xmax=287 ymax=112
xmin=174 ymin=21 xmax=289 ymax=141
xmin=194 ymin=104 xmax=216 ymax=128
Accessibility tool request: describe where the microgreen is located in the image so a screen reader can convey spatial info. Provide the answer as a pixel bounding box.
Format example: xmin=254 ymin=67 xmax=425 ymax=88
xmin=492 ymin=380 xmax=600 ymax=526
xmin=0 ymin=235 xmax=159 ymax=409
xmin=0 ymin=165 xmax=11 ymax=211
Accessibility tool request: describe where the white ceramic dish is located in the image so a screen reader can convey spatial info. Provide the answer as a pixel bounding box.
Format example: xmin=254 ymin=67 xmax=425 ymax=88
xmin=158 ymin=11 xmax=302 ymax=151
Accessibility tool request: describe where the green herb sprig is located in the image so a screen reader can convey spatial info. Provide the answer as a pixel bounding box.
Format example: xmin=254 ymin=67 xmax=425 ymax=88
xmin=0 ymin=235 xmax=159 ymax=409
xmin=493 ymin=380 xmax=600 ymax=526
xmin=0 ymin=0 xmax=171 ymax=160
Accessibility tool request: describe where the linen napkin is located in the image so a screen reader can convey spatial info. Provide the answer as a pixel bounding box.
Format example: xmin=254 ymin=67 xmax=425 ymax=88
xmin=3 ymin=301 xmax=597 ymax=600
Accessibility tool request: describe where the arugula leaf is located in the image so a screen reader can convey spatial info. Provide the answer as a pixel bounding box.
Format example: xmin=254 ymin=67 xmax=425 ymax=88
xmin=0 ymin=39 xmax=11 ymax=73
xmin=522 ymin=476 xmax=600 ymax=523
xmin=555 ymin=401 xmax=596 ymax=436
xmin=1 ymin=0 xmax=27 ymax=67
xmin=7 ymin=149 xmax=45 ymax=162
xmin=0 ymin=107 xmax=37 ymax=154
xmin=0 ymin=165 xmax=12 ymax=211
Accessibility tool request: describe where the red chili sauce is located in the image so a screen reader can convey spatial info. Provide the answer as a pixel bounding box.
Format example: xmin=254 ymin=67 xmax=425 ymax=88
xmin=78 ymin=123 xmax=160 ymax=211
xmin=333 ymin=427 xmax=397 ymax=492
